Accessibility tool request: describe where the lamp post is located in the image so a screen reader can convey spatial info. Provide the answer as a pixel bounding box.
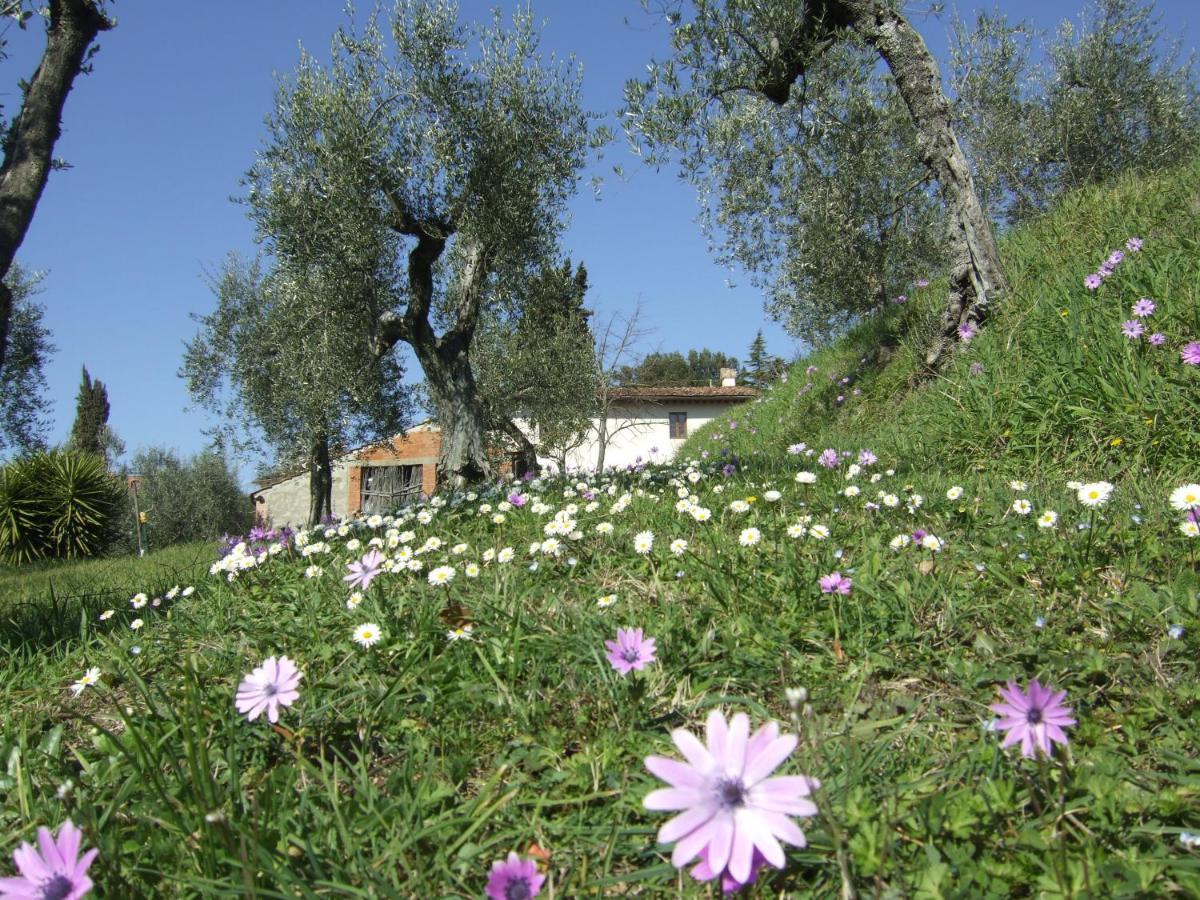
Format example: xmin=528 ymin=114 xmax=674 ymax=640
xmin=128 ymin=475 xmax=145 ymax=557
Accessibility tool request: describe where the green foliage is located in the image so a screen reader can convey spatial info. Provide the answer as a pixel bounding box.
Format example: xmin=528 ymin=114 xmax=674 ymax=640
xmin=686 ymin=155 xmax=1200 ymax=485
xmin=129 ymin=447 xmax=252 ymax=550
xmin=236 ymin=0 xmax=600 ymax=483
xmin=0 ymin=265 xmax=53 ymax=453
xmin=473 ymin=258 xmax=599 ymax=458
xmin=623 ymin=4 xmax=947 ymax=344
xmin=951 ymin=0 xmax=1200 ymax=225
xmin=184 ymin=257 xmax=413 ymax=477
xmin=67 ymin=366 xmax=110 ymax=460
xmin=0 ymin=449 xmax=125 ymax=565
xmin=615 ymin=347 xmax=739 ymax=386
xmin=742 ymin=329 xmax=784 ymax=388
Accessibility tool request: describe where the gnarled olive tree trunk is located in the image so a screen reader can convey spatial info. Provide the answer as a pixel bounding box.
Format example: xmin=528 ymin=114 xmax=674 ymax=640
xmin=415 ymin=340 xmax=492 ymax=489
xmin=762 ymin=0 xmax=1006 ymax=371
xmin=0 ymin=0 xmax=112 ymax=377
xmin=307 ymin=432 xmax=332 ymax=526
xmin=374 ymin=212 xmax=495 ymax=489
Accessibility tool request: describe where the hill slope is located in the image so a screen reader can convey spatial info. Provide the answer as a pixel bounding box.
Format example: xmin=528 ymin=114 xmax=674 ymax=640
xmin=0 ymin=164 xmax=1197 ymax=897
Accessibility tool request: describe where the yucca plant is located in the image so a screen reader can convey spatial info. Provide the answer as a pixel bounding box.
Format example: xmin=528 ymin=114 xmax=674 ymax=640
xmin=0 ymin=450 xmax=126 ymax=565
xmin=0 ymin=456 xmax=50 ymax=565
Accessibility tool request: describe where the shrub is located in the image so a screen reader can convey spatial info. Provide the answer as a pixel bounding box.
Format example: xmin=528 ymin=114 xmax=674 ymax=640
xmin=130 ymin=447 xmax=251 ymax=549
xmin=0 ymin=449 xmax=126 ymax=565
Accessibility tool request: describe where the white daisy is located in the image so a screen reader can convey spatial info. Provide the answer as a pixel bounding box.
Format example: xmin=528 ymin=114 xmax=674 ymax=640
xmin=70 ymin=667 xmax=102 ymax=697
xmin=427 ymin=565 xmax=456 ymax=586
xmin=353 ymin=623 xmax=383 ymax=647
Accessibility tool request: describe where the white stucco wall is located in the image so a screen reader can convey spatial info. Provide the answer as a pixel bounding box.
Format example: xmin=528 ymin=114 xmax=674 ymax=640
xmin=253 ymin=455 xmax=354 ymax=528
xmin=536 ymin=401 xmax=742 ymax=474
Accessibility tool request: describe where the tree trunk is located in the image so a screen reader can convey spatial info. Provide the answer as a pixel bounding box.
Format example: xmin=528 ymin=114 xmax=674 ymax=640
xmin=0 ymin=0 xmax=112 ymax=377
xmin=308 ymin=432 xmax=332 ymax=526
xmin=415 ymin=341 xmax=491 ymax=490
xmin=496 ymin=417 xmax=541 ymax=479
xmin=844 ymin=1 xmax=1006 ymax=371
xmin=763 ymin=0 xmax=1006 ymax=371
xmin=594 ymin=411 xmax=609 ymax=473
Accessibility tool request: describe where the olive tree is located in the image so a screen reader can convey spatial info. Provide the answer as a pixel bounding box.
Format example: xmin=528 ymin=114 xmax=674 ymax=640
xmin=247 ymin=1 xmax=596 ymax=488
xmin=0 ymin=264 xmax=53 ymax=453
xmin=951 ymin=0 xmax=1200 ymax=226
xmin=624 ymin=0 xmax=1004 ymax=367
xmin=183 ymin=258 xmax=412 ymax=525
xmin=0 ymin=0 xmax=111 ymax=379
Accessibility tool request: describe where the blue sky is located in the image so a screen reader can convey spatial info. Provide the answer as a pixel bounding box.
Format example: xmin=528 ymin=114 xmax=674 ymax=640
xmin=2 ymin=0 xmax=1195 ymax=485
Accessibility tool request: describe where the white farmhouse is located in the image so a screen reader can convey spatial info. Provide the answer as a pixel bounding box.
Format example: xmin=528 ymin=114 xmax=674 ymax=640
xmin=537 ymin=378 xmax=759 ymax=474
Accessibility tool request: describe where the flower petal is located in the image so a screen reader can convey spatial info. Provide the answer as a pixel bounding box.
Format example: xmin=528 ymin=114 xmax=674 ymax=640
xmin=705 ymin=811 xmax=735 ymax=878
xmin=742 ymin=734 xmax=798 ymax=787
xmin=643 ymin=787 xmax=708 ymax=812
xmin=658 ymin=802 xmax=719 ymax=845
xmin=672 ymin=728 xmax=714 ymax=773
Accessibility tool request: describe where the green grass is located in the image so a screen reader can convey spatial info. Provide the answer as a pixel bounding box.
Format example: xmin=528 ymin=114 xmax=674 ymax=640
xmin=0 ymin=542 xmax=214 ymax=649
xmin=1 ymin=163 xmax=1199 ymax=897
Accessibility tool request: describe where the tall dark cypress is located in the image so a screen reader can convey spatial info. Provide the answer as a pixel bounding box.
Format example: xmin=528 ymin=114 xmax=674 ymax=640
xmin=69 ymin=366 xmax=109 ymax=457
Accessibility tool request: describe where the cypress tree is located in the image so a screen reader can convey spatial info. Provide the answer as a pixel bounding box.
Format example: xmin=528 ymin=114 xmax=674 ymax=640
xmin=69 ymin=366 xmax=110 ymax=457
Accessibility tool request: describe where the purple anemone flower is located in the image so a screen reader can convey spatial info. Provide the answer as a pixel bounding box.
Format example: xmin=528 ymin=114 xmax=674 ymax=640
xmin=1149 ymin=332 xmax=1166 ymax=346
xmin=605 ymin=627 xmax=657 ymax=675
xmin=818 ymin=572 xmax=852 ymax=595
xmin=485 ymin=852 xmax=545 ymax=900
xmin=1181 ymin=342 xmax=1200 ymax=366
xmin=817 ymin=448 xmax=839 ymax=469
xmin=1131 ymin=297 xmax=1156 ymax=317
xmin=989 ymin=679 xmax=1076 ymax=759
xmin=343 ymin=549 xmax=386 ymax=591
xmin=1083 ymin=274 xmax=1103 ymax=290
xmin=235 ymin=655 xmax=303 ymax=724
xmin=0 ymin=820 xmax=98 ymax=900
xmin=1126 ymin=236 xmax=1143 ymax=252
xmin=1122 ymin=320 xmax=1145 ymax=340
xmin=957 ymin=321 xmax=977 ymax=342
xmin=643 ymin=711 xmax=818 ymax=888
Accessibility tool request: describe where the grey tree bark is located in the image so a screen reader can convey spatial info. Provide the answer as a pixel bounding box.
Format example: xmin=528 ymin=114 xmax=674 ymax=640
xmin=0 ymin=0 xmax=112 ymax=377
xmin=307 ymin=432 xmax=332 ymax=526
xmin=373 ymin=201 xmax=496 ymax=489
xmin=759 ymin=0 xmax=1006 ymax=371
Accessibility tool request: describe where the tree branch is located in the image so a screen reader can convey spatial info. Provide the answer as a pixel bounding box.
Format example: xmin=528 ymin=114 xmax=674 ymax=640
xmin=0 ymin=0 xmax=112 ymax=375
xmin=439 ymin=237 xmax=490 ymax=356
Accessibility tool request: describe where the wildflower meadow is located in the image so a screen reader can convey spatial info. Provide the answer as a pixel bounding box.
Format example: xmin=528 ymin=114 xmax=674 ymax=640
xmin=3 ymin=163 xmax=1200 ymax=896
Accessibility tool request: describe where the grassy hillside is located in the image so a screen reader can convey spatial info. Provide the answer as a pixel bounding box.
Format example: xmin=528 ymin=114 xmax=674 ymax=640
xmin=0 ymin=164 xmax=1197 ymax=897
xmin=694 ymin=158 xmax=1200 ymax=486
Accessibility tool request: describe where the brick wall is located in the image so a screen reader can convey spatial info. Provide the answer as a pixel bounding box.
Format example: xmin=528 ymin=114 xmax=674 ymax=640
xmin=346 ymin=430 xmax=441 ymax=515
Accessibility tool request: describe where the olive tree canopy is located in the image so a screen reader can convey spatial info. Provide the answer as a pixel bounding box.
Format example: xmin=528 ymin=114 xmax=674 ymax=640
xmin=623 ymin=0 xmax=1004 ymax=367
xmin=246 ymin=0 xmax=598 ymax=488
xmin=183 ymin=258 xmax=413 ymax=525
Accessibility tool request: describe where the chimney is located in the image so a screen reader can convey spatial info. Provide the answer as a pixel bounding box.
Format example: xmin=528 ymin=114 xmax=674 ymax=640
xmin=719 ymin=367 xmax=736 ymax=387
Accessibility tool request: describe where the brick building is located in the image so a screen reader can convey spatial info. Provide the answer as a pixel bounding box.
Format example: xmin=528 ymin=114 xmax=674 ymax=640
xmin=251 ymin=423 xmax=443 ymax=528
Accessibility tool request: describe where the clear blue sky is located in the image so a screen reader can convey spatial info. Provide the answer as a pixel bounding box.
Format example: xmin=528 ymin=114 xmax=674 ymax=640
xmin=2 ymin=0 xmax=1195 ymax=485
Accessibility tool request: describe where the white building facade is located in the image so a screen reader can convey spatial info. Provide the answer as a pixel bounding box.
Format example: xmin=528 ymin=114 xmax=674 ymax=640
xmin=535 ymin=385 xmax=759 ymax=474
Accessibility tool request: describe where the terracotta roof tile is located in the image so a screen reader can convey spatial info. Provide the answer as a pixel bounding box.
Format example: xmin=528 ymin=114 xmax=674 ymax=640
xmin=607 ymin=385 xmax=760 ymax=402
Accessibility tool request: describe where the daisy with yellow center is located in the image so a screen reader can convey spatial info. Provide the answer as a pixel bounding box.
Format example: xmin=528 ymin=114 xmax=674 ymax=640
xmin=353 ymin=623 xmax=383 ymax=648
xmin=1169 ymin=484 xmax=1200 ymax=511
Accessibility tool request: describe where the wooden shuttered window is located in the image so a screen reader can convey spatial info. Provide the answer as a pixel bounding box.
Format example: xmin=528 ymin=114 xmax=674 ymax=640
xmin=360 ymin=464 xmax=423 ymax=514
xmin=669 ymin=411 xmax=687 ymax=440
